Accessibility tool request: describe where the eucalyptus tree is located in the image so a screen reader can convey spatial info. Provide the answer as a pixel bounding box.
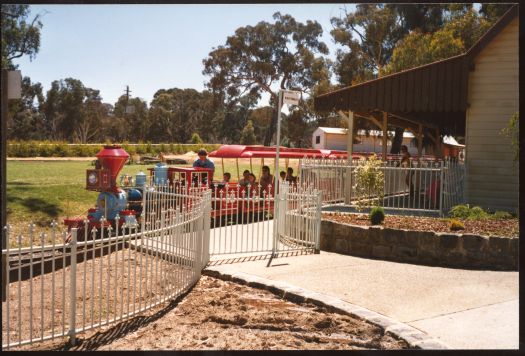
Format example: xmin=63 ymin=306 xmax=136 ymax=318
xmin=43 ymin=78 xmax=106 ymax=142
xmin=330 ymin=4 xmax=405 ymax=85
xmin=1 ymin=4 xmax=44 ymax=69
xmin=203 ymin=12 xmax=330 ymax=146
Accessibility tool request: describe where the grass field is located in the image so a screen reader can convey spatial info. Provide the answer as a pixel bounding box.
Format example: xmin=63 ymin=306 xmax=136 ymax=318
xmin=6 ymin=158 xmax=299 ymax=234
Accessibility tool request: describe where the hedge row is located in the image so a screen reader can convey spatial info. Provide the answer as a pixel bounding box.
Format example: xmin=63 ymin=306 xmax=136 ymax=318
xmin=7 ymin=141 xmax=221 ymax=158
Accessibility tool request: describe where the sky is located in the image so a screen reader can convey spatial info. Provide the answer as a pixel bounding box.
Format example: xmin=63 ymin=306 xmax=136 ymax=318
xmin=13 ymin=4 xmax=355 ymax=107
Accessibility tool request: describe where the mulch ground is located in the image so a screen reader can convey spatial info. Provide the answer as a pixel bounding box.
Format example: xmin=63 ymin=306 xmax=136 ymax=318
xmin=9 ymin=275 xmax=409 ymax=351
xmin=323 ymin=213 xmax=519 ymax=238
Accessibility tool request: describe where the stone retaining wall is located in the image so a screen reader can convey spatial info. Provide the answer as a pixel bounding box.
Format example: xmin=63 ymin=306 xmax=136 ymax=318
xmin=320 ymin=220 xmax=518 ymax=270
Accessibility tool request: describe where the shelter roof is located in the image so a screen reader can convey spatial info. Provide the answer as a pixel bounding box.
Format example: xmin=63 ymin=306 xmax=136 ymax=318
xmin=313 ymin=5 xmax=518 ymax=135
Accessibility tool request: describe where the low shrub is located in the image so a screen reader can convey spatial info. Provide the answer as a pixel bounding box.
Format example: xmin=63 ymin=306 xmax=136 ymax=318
xmin=369 ymin=206 xmax=385 ymax=225
xmin=449 ymin=204 xmax=489 ymax=220
xmin=491 ymin=211 xmax=513 ymax=220
xmin=467 ymin=206 xmax=489 ymax=220
xmin=449 ymin=204 xmax=470 ymax=219
xmin=449 ymin=219 xmax=465 ymax=231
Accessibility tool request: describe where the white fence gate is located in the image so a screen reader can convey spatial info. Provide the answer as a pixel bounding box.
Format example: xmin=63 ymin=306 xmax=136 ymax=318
xmin=208 ymin=182 xmax=322 ymax=255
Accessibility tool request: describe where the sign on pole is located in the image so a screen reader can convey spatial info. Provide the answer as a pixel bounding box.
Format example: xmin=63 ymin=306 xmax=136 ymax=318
xmin=7 ymin=70 xmax=22 ymax=99
xmin=282 ymin=90 xmax=301 ymax=106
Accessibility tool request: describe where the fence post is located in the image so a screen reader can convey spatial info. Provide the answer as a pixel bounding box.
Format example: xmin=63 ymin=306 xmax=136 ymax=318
xmin=68 ymin=228 xmax=78 ymax=346
xmin=203 ymin=191 xmax=211 ymax=266
xmin=439 ymin=161 xmax=445 ymax=217
xmin=315 ymin=190 xmax=322 ymax=254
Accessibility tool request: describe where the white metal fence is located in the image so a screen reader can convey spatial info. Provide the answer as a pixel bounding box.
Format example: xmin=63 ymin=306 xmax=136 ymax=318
xmin=2 ymin=181 xmax=323 ymax=349
xmin=208 ymin=182 xmax=321 ymax=255
xmin=300 ymin=157 xmax=465 ymax=215
xmin=2 ymin=187 xmax=211 ymax=350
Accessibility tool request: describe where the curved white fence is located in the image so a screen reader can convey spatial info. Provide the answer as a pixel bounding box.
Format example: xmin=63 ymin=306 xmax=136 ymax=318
xmin=2 ymin=186 xmax=211 ymax=350
xmin=1 ymin=181 xmax=322 ymax=350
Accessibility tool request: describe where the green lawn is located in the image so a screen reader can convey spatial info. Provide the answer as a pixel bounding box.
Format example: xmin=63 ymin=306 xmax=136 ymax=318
xmin=6 ymin=158 xmax=299 ymax=230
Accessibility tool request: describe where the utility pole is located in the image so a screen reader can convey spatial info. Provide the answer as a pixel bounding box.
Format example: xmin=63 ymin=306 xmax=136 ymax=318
xmin=124 ymin=85 xmax=131 ymax=103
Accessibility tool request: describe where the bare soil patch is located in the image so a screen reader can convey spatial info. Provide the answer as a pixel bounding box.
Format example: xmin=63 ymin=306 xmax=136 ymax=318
xmin=323 ymin=213 xmax=519 ymax=238
xmin=9 ymin=275 xmax=409 ymax=351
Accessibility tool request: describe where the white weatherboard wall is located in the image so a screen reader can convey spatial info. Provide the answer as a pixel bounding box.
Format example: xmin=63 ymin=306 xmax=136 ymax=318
xmin=312 ymin=127 xmax=348 ymax=150
xmin=465 ymin=17 xmax=519 ymax=213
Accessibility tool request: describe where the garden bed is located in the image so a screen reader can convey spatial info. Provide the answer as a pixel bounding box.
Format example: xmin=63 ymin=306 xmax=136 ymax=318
xmin=322 ymin=213 xmax=519 ymax=238
xmin=320 ymin=214 xmax=518 ymax=270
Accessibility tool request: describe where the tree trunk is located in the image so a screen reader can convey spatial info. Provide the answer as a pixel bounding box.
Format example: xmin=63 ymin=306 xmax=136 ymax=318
xmin=390 ymin=127 xmax=405 ymax=154
xmin=263 ymin=106 xmax=279 ymax=146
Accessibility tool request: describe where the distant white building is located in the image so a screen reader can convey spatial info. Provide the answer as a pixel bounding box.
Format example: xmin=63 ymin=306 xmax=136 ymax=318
xmin=311 ymin=127 xmax=425 ymax=155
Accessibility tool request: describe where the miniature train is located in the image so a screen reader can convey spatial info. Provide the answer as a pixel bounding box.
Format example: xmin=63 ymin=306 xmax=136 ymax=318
xmin=63 ymin=145 xmax=275 ymax=240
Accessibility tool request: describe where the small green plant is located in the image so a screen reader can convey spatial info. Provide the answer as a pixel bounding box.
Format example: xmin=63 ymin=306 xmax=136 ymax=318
xmin=491 ymin=211 xmax=513 ymax=220
xmin=449 ymin=204 xmax=470 ymax=219
xmin=369 ymin=206 xmax=385 ymax=225
xmin=354 ymin=154 xmax=385 ymax=211
xmin=467 ymin=206 xmax=489 ymax=220
xmin=449 ymin=218 xmax=465 ymax=231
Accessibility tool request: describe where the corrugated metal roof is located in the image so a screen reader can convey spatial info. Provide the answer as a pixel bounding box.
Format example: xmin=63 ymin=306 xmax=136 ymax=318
xmin=315 ymin=54 xmax=467 ymax=113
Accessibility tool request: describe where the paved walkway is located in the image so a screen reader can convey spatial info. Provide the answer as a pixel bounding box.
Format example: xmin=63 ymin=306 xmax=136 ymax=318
xmin=207 ymin=251 xmax=519 ymax=349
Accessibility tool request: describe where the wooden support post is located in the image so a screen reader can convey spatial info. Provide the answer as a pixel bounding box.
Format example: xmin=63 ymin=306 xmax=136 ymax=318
xmin=418 ymin=124 xmax=423 ymax=159
xmin=221 ymin=158 xmax=225 ymax=178
xmin=235 ymin=159 xmax=240 ymax=181
xmin=382 ymin=112 xmax=388 ymax=161
xmin=249 ymin=157 xmax=253 ymax=175
xmin=345 ymin=111 xmax=354 ymax=205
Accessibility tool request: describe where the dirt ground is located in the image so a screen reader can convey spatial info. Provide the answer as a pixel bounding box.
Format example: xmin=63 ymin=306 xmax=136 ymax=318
xmin=8 ymin=275 xmax=409 ymax=351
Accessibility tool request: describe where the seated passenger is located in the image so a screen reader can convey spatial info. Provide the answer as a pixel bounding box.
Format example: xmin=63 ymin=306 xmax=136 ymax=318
xmin=193 ymin=149 xmax=215 ymax=171
xmin=248 ymin=173 xmax=257 ymax=186
xmin=223 ymin=172 xmax=231 ymax=183
xmin=279 ymin=171 xmax=286 ymax=182
xmin=286 ymin=167 xmax=297 ymax=183
xmin=259 ymin=165 xmax=274 ymax=191
xmin=239 ymin=170 xmax=251 ymax=186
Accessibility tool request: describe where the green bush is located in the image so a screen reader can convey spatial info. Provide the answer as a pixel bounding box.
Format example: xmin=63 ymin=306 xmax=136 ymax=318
xmin=449 ymin=218 xmax=465 ymax=231
xmin=449 ymin=204 xmax=489 ymax=220
xmin=467 ymin=206 xmax=489 ymax=220
xmin=354 ymin=154 xmax=385 ymax=211
xmin=449 ymin=204 xmax=470 ymax=219
xmin=491 ymin=211 xmax=513 ymax=220
xmin=7 ymin=141 xmax=221 ymax=158
xmin=369 ymin=206 xmax=385 ymax=225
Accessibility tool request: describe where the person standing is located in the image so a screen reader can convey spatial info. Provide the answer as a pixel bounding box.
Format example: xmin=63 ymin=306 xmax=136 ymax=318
xmin=400 ymin=145 xmax=414 ymax=195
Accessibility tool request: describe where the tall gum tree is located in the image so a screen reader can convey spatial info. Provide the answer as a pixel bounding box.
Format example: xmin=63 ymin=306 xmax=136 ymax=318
xmin=202 ymin=12 xmax=329 ymax=146
xmin=1 ymin=4 xmax=43 ymax=69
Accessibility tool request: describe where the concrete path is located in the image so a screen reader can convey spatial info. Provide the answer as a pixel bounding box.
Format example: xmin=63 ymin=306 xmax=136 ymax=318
xmin=207 ymin=251 xmax=519 ymax=349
